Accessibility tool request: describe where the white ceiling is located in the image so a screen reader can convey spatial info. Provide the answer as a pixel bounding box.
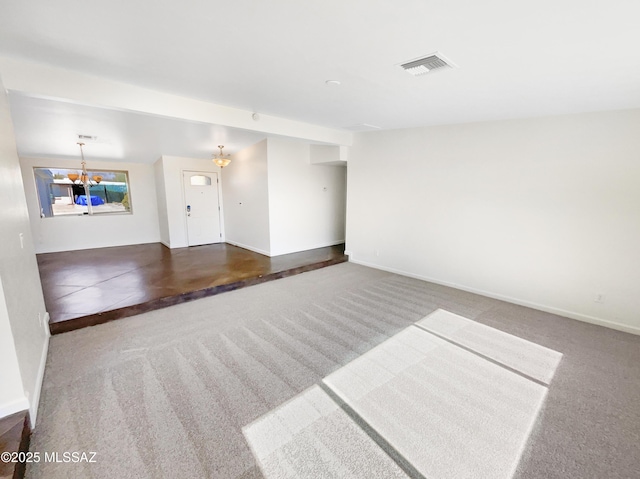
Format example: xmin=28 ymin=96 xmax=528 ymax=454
xmin=2 ymin=0 xmax=640 ymax=159
xmin=8 ymin=93 xmax=269 ymax=163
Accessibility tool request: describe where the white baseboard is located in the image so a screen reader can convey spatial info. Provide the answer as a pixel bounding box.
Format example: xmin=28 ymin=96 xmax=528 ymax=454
xmin=166 ymin=241 xmax=188 ymax=249
xmin=0 ymin=397 xmax=29 ymax=419
xmin=269 ymin=239 xmax=347 ymax=257
xmin=160 ymin=240 xmax=171 ymax=248
xmin=225 ymin=240 xmax=271 ymax=257
xmin=324 ymin=239 xmax=346 ymax=248
xmin=349 ymin=257 xmax=640 ymax=336
xmin=29 ymin=312 xmax=50 ymax=428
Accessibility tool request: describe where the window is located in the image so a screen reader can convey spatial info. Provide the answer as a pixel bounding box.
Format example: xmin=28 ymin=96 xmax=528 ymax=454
xmin=33 ymin=167 xmax=132 ymax=217
xmin=190 ymin=175 xmax=212 ymax=186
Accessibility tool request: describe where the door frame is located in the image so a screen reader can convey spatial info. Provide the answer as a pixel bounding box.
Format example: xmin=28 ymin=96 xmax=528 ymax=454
xmin=180 ymin=169 xmax=225 ymax=246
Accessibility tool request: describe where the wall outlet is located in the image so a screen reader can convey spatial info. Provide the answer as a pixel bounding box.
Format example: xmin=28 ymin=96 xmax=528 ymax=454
xmin=594 ymin=293 xmax=605 ymax=303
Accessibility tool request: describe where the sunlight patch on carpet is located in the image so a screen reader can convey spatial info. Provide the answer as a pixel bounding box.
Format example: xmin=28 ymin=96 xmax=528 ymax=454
xmin=243 ymin=385 xmax=409 ymax=479
xmin=245 ymin=310 xmax=562 ymax=479
xmin=416 ymin=309 xmax=563 ymax=384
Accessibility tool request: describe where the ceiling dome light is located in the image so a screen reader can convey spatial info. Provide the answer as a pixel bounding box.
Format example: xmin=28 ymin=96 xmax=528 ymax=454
xmin=212 ymin=145 xmax=231 ymax=168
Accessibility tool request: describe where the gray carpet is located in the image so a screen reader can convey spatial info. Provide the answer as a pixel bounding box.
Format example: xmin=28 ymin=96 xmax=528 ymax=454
xmin=27 ymin=262 xmax=640 ymax=478
xmin=323 ymin=324 xmax=553 ymax=479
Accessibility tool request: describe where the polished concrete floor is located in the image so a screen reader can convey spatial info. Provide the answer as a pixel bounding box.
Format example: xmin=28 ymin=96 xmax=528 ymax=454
xmin=37 ymin=242 xmax=347 ymax=334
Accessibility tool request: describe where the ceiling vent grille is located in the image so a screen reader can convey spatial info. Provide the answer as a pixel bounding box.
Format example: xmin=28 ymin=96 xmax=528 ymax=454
xmin=400 ymin=52 xmax=456 ymax=76
xmin=77 ymin=134 xmax=98 ymax=141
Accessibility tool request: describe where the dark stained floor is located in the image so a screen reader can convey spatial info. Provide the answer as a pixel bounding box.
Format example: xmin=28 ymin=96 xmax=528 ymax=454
xmin=37 ymin=242 xmax=347 ymax=334
xmin=0 ymin=410 xmax=30 ymax=479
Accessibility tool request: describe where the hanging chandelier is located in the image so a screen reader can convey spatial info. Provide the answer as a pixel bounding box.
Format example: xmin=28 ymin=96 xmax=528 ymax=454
xmin=67 ymin=142 xmax=102 ymax=214
xmin=212 ymin=145 xmax=231 ymax=168
xmin=68 ymin=142 xmax=103 ymax=185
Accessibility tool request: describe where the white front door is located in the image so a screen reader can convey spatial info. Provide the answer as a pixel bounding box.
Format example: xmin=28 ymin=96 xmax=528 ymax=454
xmin=183 ymin=171 xmax=222 ymax=246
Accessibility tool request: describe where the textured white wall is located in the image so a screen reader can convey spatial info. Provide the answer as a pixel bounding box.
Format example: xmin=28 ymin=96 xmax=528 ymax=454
xmin=222 ymin=140 xmax=271 ymax=255
xmin=0 ymin=77 xmax=49 ymax=423
xmin=347 ymin=109 xmax=640 ymax=334
xmin=267 ymin=138 xmax=346 ymax=256
xmin=21 ymin=157 xmax=161 ymax=253
xmin=157 ymin=156 xmax=223 ymax=249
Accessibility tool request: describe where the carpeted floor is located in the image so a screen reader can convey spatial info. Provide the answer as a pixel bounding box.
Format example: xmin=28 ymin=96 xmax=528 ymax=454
xmin=27 ymin=262 xmax=640 ymax=478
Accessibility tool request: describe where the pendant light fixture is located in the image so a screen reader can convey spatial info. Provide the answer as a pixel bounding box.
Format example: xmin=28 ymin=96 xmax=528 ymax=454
xmin=68 ymin=142 xmax=102 ymax=185
xmin=212 ymin=145 xmax=231 ymax=168
xmin=68 ymin=142 xmax=101 ymax=214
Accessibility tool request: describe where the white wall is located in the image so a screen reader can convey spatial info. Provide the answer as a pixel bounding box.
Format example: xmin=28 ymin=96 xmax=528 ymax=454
xmin=0 ymin=276 xmax=27 ymax=417
xmin=156 ymin=155 xmax=223 ymax=249
xmin=21 ymin=157 xmax=161 ymax=253
xmin=0 ymin=76 xmax=49 ymax=424
xmin=310 ymin=144 xmax=348 ymax=166
xmin=154 ymin=158 xmax=170 ymax=246
xmin=268 ymin=138 xmax=346 ymax=256
xmin=222 ymin=138 xmax=347 ymax=257
xmin=347 ymin=109 xmax=640 ymax=334
xmin=222 ymin=140 xmax=271 ymax=255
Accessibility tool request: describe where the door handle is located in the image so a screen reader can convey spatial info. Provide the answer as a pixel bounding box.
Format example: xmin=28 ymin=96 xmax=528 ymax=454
xmin=186 ymin=205 xmax=191 ymax=216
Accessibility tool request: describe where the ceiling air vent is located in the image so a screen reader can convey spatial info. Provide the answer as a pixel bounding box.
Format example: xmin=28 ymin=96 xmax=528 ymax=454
xmin=400 ymin=52 xmax=457 ymax=76
xmin=77 ymin=134 xmax=98 ymax=141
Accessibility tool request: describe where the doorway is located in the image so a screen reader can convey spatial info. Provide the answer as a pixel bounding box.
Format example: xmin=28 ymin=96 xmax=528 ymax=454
xmin=182 ymin=171 xmax=222 ymax=246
